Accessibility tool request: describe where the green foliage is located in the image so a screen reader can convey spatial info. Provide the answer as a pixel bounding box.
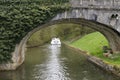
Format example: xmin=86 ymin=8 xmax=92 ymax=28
xmin=71 ymin=32 xmax=109 ymax=55
xmin=27 ymin=24 xmax=94 ymax=47
xmin=71 ymin=32 xmax=120 ymax=67
xmin=0 ymin=0 xmax=69 ymax=63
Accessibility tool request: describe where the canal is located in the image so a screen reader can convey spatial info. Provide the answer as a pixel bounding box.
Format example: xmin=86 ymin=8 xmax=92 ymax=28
xmin=0 ymin=44 xmax=119 ymax=80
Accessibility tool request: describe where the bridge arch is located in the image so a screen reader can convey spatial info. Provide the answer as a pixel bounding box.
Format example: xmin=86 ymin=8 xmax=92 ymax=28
xmin=26 ymin=18 xmax=120 ymax=51
xmin=6 ymin=17 xmax=120 ymax=71
xmin=2 ymin=6 xmax=120 ymax=70
xmin=1 ymin=0 xmax=120 ymax=71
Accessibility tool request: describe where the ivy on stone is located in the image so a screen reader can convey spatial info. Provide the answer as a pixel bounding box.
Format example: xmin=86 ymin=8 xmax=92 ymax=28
xmin=0 ymin=0 xmax=69 ymax=63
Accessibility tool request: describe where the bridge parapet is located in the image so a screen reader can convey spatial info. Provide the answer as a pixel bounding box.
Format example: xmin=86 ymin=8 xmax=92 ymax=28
xmin=70 ymin=0 xmax=120 ymax=9
xmin=53 ymin=9 xmax=120 ymax=32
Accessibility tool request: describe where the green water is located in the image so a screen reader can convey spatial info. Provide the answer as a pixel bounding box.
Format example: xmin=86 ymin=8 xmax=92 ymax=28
xmin=0 ymin=45 xmax=119 ymax=80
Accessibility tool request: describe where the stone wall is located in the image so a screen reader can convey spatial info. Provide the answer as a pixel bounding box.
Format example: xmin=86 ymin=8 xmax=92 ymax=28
xmin=70 ymin=0 xmax=120 ymax=9
xmin=87 ymin=56 xmax=120 ymax=77
xmin=0 ymin=36 xmax=27 ymax=70
xmin=53 ymin=9 xmax=120 ymax=32
xmin=65 ymin=43 xmax=120 ymax=77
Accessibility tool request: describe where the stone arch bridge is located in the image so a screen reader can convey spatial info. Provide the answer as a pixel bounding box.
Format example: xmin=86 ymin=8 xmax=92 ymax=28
xmin=1 ymin=0 xmax=120 ymax=70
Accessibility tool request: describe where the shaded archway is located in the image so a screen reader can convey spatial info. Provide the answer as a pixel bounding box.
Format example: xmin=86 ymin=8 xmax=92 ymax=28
xmin=2 ymin=18 xmax=120 ymax=70
xmin=18 ymin=18 xmax=120 ymax=65
xmin=25 ymin=18 xmax=120 ymax=51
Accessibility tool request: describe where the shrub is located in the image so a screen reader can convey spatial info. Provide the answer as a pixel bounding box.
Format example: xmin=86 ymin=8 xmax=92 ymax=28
xmin=0 ymin=0 xmax=69 ymax=63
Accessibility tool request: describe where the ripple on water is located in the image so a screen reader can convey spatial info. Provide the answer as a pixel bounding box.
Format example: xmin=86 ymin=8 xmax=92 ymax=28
xmin=33 ymin=45 xmax=70 ymax=80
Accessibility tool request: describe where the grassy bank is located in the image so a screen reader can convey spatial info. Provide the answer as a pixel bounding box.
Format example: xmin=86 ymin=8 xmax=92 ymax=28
xmin=71 ymin=32 xmax=120 ymax=67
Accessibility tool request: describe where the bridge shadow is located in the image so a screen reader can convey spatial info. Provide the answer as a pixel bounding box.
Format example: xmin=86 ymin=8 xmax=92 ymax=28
xmin=10 ymin=18 xmax=120 ymax=70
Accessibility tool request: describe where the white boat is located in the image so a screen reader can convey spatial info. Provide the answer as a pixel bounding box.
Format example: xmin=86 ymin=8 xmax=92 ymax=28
xmin=51 ymin=38 xmax=61 ymax=45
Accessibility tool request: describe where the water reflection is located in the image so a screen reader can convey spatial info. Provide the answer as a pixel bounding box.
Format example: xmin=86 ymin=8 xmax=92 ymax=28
xmin=0 ymin=64 xmax=26 ymax=80
xmin=0 ymin=45 xmax=120 ymax=80
xmin=33 ymin=45 xmax=70 ymax=80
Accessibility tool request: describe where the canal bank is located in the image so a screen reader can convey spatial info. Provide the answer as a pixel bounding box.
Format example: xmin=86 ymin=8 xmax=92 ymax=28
xmin=64 ymin=43 xmax=120 ymax=78
xmin=0 ymin=44 xmax=119 ymax=80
